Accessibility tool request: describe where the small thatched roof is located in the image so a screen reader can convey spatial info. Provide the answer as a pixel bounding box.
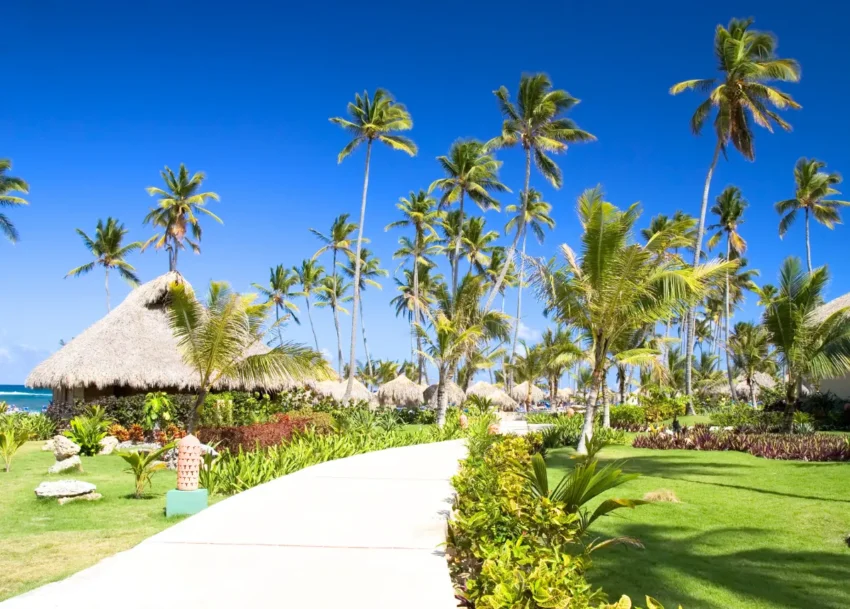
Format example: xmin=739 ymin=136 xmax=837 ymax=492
xmin=423 ymin=381 xmax=465 ymax=408
xmin=556 ymin=387 xmax=573 ymax=399
xmin=26 ymin=273 xmax=305 ymax=392
xmin=377 ymin=375 xmax=425 ymax=408
xmin=812 ymin=292 xmax=850 ymax=324
xmin=510 ymin=381 xmax=545 ymax=403
xmin=466 ymin=380 xmax=517 ymax=411
xmin=311 ymin=379 xmax=376 ymax=404
xmin=466 ymin=380 xmax=498 ymax=398
xmin=715 ymin=372 xmax=777 ymax=399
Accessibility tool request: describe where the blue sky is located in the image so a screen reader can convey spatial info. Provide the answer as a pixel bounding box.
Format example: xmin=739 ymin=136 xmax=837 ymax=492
xmin=2 ymin=1 xmax=849 ymax=383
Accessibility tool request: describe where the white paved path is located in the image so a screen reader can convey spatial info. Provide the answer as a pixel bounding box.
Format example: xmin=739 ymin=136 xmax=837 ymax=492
xmin=4 ymin=440 xmax=467 ymax=609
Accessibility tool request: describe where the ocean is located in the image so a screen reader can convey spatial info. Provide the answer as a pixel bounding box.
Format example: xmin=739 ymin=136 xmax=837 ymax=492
xmin=0 ymin=385 xmax=52 ymax=412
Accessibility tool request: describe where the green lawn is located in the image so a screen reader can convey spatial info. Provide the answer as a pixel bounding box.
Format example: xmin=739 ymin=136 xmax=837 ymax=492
xmin=0 ymin=442 xmax=198 ymax=600
xmin=546 ymin=444 xmax=850 ymax=609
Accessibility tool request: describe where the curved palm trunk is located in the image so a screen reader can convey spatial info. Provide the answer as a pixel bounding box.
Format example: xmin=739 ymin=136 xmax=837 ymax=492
xmin=602 ymin=377 xmax=611 ymax=428
xmin=332 ymin=303 xmax=343 ymax=377
xmin=685 ymin=140 xmax=722 ymax=415
xmin=452 ymin=191 xmax=465 ymax=296
xmin=485 ymin=147 xmax=531 ymax=311
xmin=360 ymin=303 xmax=373 ymax=374
xmin=275 ymin=306 xmax=283 ymax=347
xmin=805 ymin=207 xmax=812 ymax=273
xmin=436 ymin=365 xmax=449 ymax=427
xmin=105 ymin=268 xmax=111 ymax=312
xmin=508 ymin=231 xmax=528 ymax=376
xmin=577 ymin=340 xmax=606 ymax=454
xmin=748 ymin=375 xmax=756 ymax=408
xmin=724 ymin=239 xmax=735 ymax=397
xmin=344 ymin=140 xmax=372 ymax=400
xmin=305 ymin=297 xmax=320 ymax=351
xmin=619 ymin=366 xmax=626 ymax=406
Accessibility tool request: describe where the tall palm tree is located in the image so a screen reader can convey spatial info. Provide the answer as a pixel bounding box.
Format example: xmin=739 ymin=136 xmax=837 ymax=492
xmin=458 ymin=343 xmax=507 ymax=390
xmin=762 ymin=257 xmax=850 ymax=429
xmin=505 ymin=189 xmax=555 ymax=378
xmin=314 ymin=275 xmax=353 ymax=376
xmin=252 ymin=265 xmax=301 ymax=347
xmin=482 ymin=246 xmax=518 ymax=312
xmin=0 ymin=159 xmax=29 ymax=244
xmin=460 ymin=216 xmax=499 ymax=277
xmin=168 ymin=280 xmax=332 ymax=431
xmin=438 ymin=209 xmax=464 ymax=275
xmin=330 ymin=89 xmax=417 ymax=401
xmin=776 ymin=158 xmax=849 ymax=272
xmin=729 ymin=321 xmax=775 ymax=407
xmin=671 ymin=17 xmax=801 ymax=404
xmin=429 ymin=140 xmax=508 ymax=295
xmin=310 ymin=213 xmax=359 ymax=281
xmin=143 ymin=164 xmax=221 ymax=271
xmin=342 ymin=248 xmax=388 ymax=375
xmin=66 ymin=217 xmax=143 ymax=311
xmin=707 ymin=186 xmax=748 ymax=394
xmin=294 ymin=259 xmax=325 ymax=352
xmin=540 ymin=327 xmax=581 ymax=401
xmin=509 ymin=341 xmax=548 ymax=405
xmin=485 ymin=73 xmax=596 ymax=309
xmin=531 ymin=187 xmax=727 ymax=452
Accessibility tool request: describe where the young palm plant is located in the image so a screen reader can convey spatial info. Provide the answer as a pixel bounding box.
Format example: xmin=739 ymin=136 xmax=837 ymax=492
xmin=729 ymin=321 xmax=775 ymax=407
xmin=776 ymin=158 xmax=849 ymax=272
xmin=66 ymin=217 xmax=143 ymax=311
xmin=0 ymin=159 xmax=29 ymax=244
xmin=671 ymin=18 xmax=800 ymax=402
xmin=116 ymin=444 xmax=174 ymax=498
xmin=143 ymin=164 xmax=221 ymax=272
xmin=294 ymin=259 xmax=325 ymax=351
xmin=252 ymin=265 xmax=301 ymax=347
xmin=330 ymin=89 xmax=417 ymax=401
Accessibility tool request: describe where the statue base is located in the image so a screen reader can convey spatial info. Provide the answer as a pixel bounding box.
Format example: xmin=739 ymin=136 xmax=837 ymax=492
xmin=166 ymin=489 xmax=208 ymax=518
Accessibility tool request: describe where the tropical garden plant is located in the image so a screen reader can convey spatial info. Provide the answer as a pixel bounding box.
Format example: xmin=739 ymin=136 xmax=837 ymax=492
xmin=0 ymin=427 xmax=28 ymax=472
xmin=0 ymin=159 xmax=29 ymax=244
xmin=117 ymin=443 xmax=174 ymax=498
xmin=728 ymin=321 xmax=775 ymax=406
xmin=252 ymin=265 xmax=301 ymax=346
xmin=64 ymin=405 xmax=111 ymax=456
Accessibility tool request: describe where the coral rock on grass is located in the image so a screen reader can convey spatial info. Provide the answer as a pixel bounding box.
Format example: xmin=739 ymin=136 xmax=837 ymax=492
xmin=48 ymin=455 xmax=83 ymax=474
xmin=643 ymin=489 xmax=680 ymax=503
xmin=52 ymin=435 xmax=81 ymax=460
xmin=41 ymin=439 xmax=55 ymax=452
xmin=58 ymin=492 xmax=103 ymax=505
xmin=98 ymin=436 xmax=119 ymax=455
xmin=35 ymin=480 xmax=96 ymax=498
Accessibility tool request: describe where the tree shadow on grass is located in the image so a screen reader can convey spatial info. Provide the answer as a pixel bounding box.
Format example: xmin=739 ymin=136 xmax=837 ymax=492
xmin=590 ymin=524 xmax=850 ymax=609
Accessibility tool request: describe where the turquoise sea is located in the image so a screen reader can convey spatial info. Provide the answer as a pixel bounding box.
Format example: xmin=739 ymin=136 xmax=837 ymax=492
xmin=0 ymin=385 xmax=52 ymax=412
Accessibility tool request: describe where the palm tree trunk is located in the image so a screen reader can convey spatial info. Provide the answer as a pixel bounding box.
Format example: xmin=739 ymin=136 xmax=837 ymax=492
xmin=619 ymin=367 xmax=626 ymax=405
xmin=452 ymin=191 xmax=465 ymax=296
xmin=724 ymin=239 xmax=735 ymax=397
xmin=413 ymin=261 xmax=423 ymax=384
xmin=360 ymin=303 xmax=372 ymax=374
xmin=188 ymin=388 xmax=207 ymax=434
xmin=436 ymin=365 xmax=449 ymax=427
xmin=602 ymin=377 xmax=611 ymax=428
xmin=305 ymin=297 xmax=320 ymax=351
xmin=276 ymin=306 xmax=283 ymax=347
xmin=485 ymin=146 xmax=531 ymax=310
xmin=332 ymin=303 xmax=343 ymax=377
xmin=805 ymin=207 xmax=812 ymax=273
xmin=508 ymin=231 xmax=528 ymax=373
xmin=578 ymin=361 xmax=604 ymax=454
xmin=344 ymin=140 xmax=372 ymax=400
xmin=171 ymin=242 xmax=179 ymax=272
xmin=749 ymin=375 xmax=756 ymax=408
xmin=685 ymin=140 xmax=722 ymax=415
xmin=105 ymin=268 xmax=111 ymax=312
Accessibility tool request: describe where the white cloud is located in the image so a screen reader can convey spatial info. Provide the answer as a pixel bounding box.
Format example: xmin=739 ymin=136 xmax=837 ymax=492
xmin=516 ymin=322 xmax=541 ymax=343
xmin=320 ymin=347 xmax=333 ymax=362
xmin=0 ymin=347 xmax=12 ymax=363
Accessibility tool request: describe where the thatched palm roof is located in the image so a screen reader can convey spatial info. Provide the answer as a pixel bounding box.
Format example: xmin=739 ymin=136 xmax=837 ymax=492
xmin=466 ymin=380 xmax=498 ymax=397
xmin=812 ymin=292 xmax=850 ymax=324
xmin=377 ymin=375 xmax=425 ymax=408
xmin=423 ymin=381 xmax=465 ymax=408
xmin=26 ymin=273 xmax=299 ymax=392
xmin=312 ymin=379 xmax=376 ymax=404
xmin=510 ymin=381 xmax=545 ymax=403
xmin=556 ymin=387 xmax=573 ymax=399
xmin=715 ymin=372 xmax=777 ymax=398
xmin=466 ymin=380 xmax=518 ymax=411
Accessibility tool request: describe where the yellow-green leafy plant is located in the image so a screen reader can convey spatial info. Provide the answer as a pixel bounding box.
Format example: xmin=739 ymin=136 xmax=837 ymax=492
xmin=116 ymin=443 xmax=174 ymax=498
xmin=143 ymin=391 xmax=173 ymax=431
xmin=64 ymin=405 xmax=111 ymax=456
xmin=0 ymin=427 xmax=29 ymax=472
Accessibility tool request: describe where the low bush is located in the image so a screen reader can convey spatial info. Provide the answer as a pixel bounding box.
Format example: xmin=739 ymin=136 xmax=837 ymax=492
xmin=64 ymin=406 xmax=110 ymax=456
xmin=396 ymin=408 xmax=437 ymax=425
xmin=198 ymin=412 xmax=333 ymax=452
xmin=0 ymin=412 xmax=56 ymax=441
xmin=710 ymin=404 xmax=785 ymax=432
xmin=609 ymin=405 xmax=645 ymax=430
xmin=109 ymin=423 xmax=130 ymax=442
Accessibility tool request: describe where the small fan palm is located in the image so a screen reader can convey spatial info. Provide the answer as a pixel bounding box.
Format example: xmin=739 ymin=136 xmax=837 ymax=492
xmin=0 ymin=159 xmax=29 ymax=244
xmin=252 ymin=265 xmax=301 ymax=347
xmin=66 ymin=217 xmax=143 ymax=311
xmin=294 ymin=259 xmax=325 ymax=351
xmin=775 ymin=158 xmax=849 ymax=273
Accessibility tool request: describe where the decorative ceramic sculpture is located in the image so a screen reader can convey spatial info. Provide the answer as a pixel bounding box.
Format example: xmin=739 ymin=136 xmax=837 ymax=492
xmin=176 ymin=434 xmax=202 ymax=491
xmin=459 ymin=414 xmax=469 ymax=429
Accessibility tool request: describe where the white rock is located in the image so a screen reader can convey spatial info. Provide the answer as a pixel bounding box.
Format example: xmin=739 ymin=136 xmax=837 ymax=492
xmin=58 ymin=492 xmax=102 ymax=505
xmin=99 ymin=436 xmax=119 ymax=455
xmin=35 ymin=480 xmax=96 ymax=498
xmin=723 ymin=426 xmax=735 ymax=431
xmin=53 ymin=435 xmax=81 ymax=460
xmin=48 ymin=455 xmax=83 ymax=474
xmin=41 ymin=439 xmax=55 ymax=452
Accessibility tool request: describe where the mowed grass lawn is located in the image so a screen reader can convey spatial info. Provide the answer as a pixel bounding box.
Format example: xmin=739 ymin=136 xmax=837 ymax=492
xmin=0 ymin=441 xmax=198 ymax=601
xmin=546 ymin=444 xmax=850 ymax=609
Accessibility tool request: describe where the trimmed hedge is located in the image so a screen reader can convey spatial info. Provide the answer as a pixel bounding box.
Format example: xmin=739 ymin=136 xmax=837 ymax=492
xmin=197 ymin=412 xmax=333 ymax=452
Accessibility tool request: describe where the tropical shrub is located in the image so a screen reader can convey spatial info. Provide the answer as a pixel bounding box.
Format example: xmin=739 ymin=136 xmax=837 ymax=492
xmin=64 ymin=406 xmax=111 ymax=456
xmin=109 ymin=423 xmax=130 ymax=442
xmin=143 ymin=391 xmax=173 ymax=430
xmin=0 ymin=427 xmax=29 ymax=472
xmin=593 ymin=427 xmax=628 ymax=445
xmin=395 ymin=407 xmax=436 ymax=425
xmin=198 ymin=412 xmax=334 ymax=453
xmin=116 ymin=443 xmax=174 ymax=498
xmin=798 ymin=392 xmax=850 ymax=431
xmin=609 ymin=405 xmax=645 ymax=430
xmin=154 ymin=423 xmax=187 ymax=445
xmin=710 ymin=404 xmax=784 ymax=432
xmin=127 ymin=424 xmax=145 ymax=443
xmin=0 ymin=412 xmax=56 ymax=440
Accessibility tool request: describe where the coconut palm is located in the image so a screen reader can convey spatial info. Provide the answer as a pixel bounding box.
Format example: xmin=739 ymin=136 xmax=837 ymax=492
xmin=414 ymin=275 xmax=510 ymax=426
xmin=294 ymin=259 xmax=325 ymax=352
xmin=429 ymin=140 xmax=508 ymax=295
xmin=460 ymin=216 xmax=499 ymax=277
xmin=707 ymin=186 xmax=748 ymax=394
xmin=531 ymin=187 xmax=727 ymax=452
xmin=66 ymin=217 xmax=143 ymax=311
xmin=755 ymin=283 xmax=778 ymax=306
xmin=671 ymin=17 xmax=801 ymax=402
xmin=342 ymin=248 xmax=388 ymax=375
xmin=540 ymin=327 xmax=582 ymax=401
xmin=485 ymin=73 xmax=596 ymax=309
xmin=143 ymin=164 xmax=221 ymax=272
xmin=482 ymin=246 xmax=518 ymax=311
xmin=314 ymin=275 xmax=353 ymax=376
xmin=692 ymin=351 xmax=726 ymax=397
xmin=762 ymin=257 xmax=850 ymax=429
xmin=252 ymin=265 xmax=301 ymax=347
xmin=311 ymin=214 xmax=358 ymax=280
xmin=776 ymin=158 xmax=849 ymax=272
xmin=458 ymin=343 xmax=507 ymax=390
xmin=729 ymin=321 xmax=775 ymax=407
xmin=330 ymin=89 xmax=417 ymax=401
xmin=168 ymin=281 xmax=331 ymax=431
xmin=0 ymin=159 xmax=29 ymax=244
xmin=509 ymin=341 xmax=548 ymax=405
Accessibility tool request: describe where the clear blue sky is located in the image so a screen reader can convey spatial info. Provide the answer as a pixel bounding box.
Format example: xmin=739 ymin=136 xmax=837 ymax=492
xmin=2 ymin=1 xmax=849 ymax=383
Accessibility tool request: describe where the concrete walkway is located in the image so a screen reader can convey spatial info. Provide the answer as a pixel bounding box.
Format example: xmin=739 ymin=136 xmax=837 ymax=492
xmin=4 ymin=440 xmax=467 ymax=609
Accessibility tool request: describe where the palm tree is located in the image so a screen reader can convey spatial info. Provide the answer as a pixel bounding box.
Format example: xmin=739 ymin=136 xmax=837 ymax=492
xmin=330 ymin=89 xmax=417 ymax=401
xmin=482 ymin=246 xmax=518 ymax=311
xmin=484 ymin=73 xmax=596 ymax=309
xmin=776 ymin=158 xmax=849 ymax=272
xmin=458 ymin=343 xmax=507 ymax=390
xmin=314 ymin=275 xmax=353 ymax=376
xmin=66 ymin=217 xmax=143 ymax=311
xmin=429 ymin=140 xmax=508 ymax=295
xmin=143 ymin=164 xmax=221 ymax=271
xmin=509 ymin=341 xmax=547 ymax=405
xmin=0 ymin=159 xmax=29 ymax=244
xmin=415 ymin=275 xmax=510 ymax=426
xmin=707 ymin=186 xmax=748 ymax=395
xmin=294 ymin=259 xmax=325 ymax=352
xmin=692 ymin=351 xmax=726 ymax=397
xmin=755 ymin=283 xmax=778 ymax=306
xmin=460 ymin=216 xmax=499 ymax=277
xmin=540 ymin=327 xmax=582 ymax=401
xmin=729 ymin=321 xmax=775 ymax=407
xmin=671 ymin=17 xmax=801 ymax=404
xmin=311 ymin=213 xmax=359 ymax=280
xmin=531 ymin=187 xmax=727 ymax=452
xmin=167 ymin=280 xmax=332 ymax=431
xmin=762 ymin=257 xmax=850 ymax=429
xmin=252 ymin=265 xmax=301 ymax=347
xmin=342 ymin=248 xmax=388 ymax=375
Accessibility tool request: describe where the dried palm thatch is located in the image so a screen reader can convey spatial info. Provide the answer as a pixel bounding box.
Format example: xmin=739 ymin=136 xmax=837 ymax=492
xmin=311 ymin=379 xmax=376 ymax=405
xmin=556 ymin=387 xmax=573 ymax=400
xmin=377 ymin=375 xmax=425 ymax=408
xmin=423 ymin=381 xmax=465 ymax=408
xmin=714 ymin=371 xmax=777 ymax=399
xmin=510 ymin=381 xmax=545 ymax=403
xmin=26 ymin=272 xmax=305 ymax=392
xmin=466 ymin=380 xmax=518 ymax=411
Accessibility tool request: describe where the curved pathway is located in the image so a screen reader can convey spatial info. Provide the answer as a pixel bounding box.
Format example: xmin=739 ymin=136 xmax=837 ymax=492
xmin=4 ymin=440 xmax=467 ymax=609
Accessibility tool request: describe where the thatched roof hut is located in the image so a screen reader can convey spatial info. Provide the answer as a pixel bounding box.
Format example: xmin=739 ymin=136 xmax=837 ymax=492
xmin=556 ymin=387 xmax=573 ymax=400
xmin=423 ymin=381 xmax=465 ymax=408
xmin=26 ymin=273 xmax=301 ymax=402
xmin=510 ymin=381 xmax=545 ymax=404
xmin=311 ymin=379 xmax=376 ymax=405
xmin=715 ymin=372 xmax=777 ymax=400
xmin=466 ymin=380 xmax=498 ymax=398
xmin=466 ymin=380 xmax=518 ymax=411
xmin=377 ymin=375 xmax=425 ymax=408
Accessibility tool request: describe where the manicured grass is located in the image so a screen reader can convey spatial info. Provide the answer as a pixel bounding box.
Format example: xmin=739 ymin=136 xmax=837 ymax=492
xmin=0 ymin=442 xmax=199 ymax=600
xmin=546 ymin=444 xmax=850 ymax=609
xmin=669 ymin=414 xmax=711 ymax=426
